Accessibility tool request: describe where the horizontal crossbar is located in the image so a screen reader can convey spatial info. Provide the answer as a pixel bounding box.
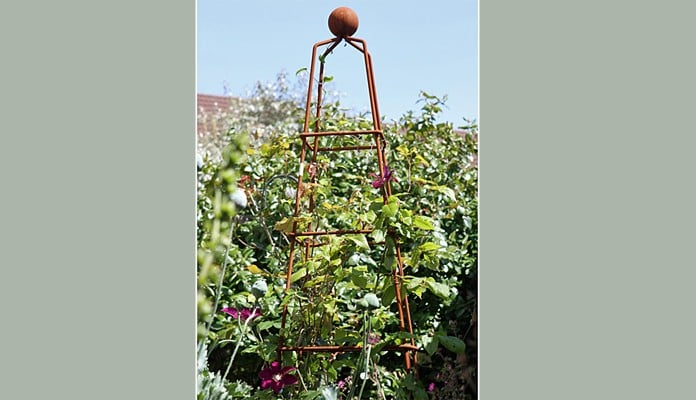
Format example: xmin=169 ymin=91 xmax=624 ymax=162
xmin=287 ymin=229 xmax=373 ymax=237
xmin=278 ymin=344 xmax=419 ymax=353
xmin=300 ymin=129 xmax=382 ymax=138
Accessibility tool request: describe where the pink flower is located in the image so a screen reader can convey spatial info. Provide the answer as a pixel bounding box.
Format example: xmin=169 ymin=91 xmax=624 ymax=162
xmin=259 ymin=361 xmax=298 ymax=393
xmin=337 ymin=376 xmax=352 ymax=392
xmin=221 ymin=307 xmax=261 ymax=321
xmin=427 ymin=382 xmax=436 ymax=392
xmin=367 ymin=333 xmax=380 ymax=345
xmin=369 ymin=166 xmax=398 ymax=189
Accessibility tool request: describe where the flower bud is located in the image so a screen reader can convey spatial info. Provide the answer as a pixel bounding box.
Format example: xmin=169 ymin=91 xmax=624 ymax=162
xmin=251 ymin=279 xmax=268 ymax=298
xmin=230 ymin=188 xmax=248 ymax=208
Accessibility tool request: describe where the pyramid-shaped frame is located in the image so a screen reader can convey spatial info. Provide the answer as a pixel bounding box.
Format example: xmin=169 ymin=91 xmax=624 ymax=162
xmin=276 ymin=34 xmax=417 ymax=371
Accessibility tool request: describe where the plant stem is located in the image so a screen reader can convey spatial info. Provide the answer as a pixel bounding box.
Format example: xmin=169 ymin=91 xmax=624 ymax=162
xmin=222 ymin=302 xmax=257 ymax=381
xmin=296 ymin=365 xmax=309 ymax=392
xmin=371 ymin=365 xmax=387 ymax=400
xmin=347 ymin=311 xmax=372 ymax=399
xmin=357 ymin=344 xmax=372 ymax=399
xmin=205 ymin=217 xmax=238 ymax=334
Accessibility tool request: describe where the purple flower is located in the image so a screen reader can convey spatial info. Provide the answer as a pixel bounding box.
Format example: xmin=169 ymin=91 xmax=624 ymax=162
xmin=259 ymin=361 xmax=298 ymax=393
xmin=221 ymin=307 xmax=262 ymax=321
xmin=367 ymin=333 xmax=380 ymax=345
xmin=337 ymin=376 xmax=352 ymax=392
xmin=369 ymin=166 xmax=398 ymax=189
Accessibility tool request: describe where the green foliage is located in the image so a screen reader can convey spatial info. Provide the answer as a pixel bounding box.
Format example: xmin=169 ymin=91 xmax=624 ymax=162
xmin=197 ymin=73 xmax=477 ymax=399
xmin=198 ymin=342 xmax=240 ymax=400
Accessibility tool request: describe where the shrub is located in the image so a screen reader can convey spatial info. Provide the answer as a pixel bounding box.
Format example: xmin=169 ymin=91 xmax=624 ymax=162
xmin=197 ymin=74 xmax=477 ymax=399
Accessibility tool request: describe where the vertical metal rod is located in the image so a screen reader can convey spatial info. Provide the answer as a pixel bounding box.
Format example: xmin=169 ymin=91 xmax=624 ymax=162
xmin=388 ymin=234 xmax=410 ymax=369
xmin=307 ymin=40 xmax=338 ymax=243
xmin=308 ymin=55 xmax=326 ymax=218
xmin=303 ymin=44 xmax=319 ymax=133
xmin=344 ymin=38 xmax=382 ymax=131
xmin=280 ymin=40 xmax=331 ymax=357
xmin=313 ymin=38 xmax=341 ymax=133
xmin=314 ymin=58 xmax=325 ymax=134
xmin=395 ymin=242 xmax=415 ymax=367
xmin=366 ymin=52 xmax=382 ymax=130
xmin=360 ymin=40 xmax=380 ymax=130
xmin=303 ymin=38 xmax=336 ymax=132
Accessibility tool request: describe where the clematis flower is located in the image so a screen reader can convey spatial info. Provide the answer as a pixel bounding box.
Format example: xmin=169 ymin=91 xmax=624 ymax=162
xmin=259 ymin=361 xmax=299 ymax=393
xmin=369 ymin=166 xmax=398 ymax=189
xmin=428 ymin=382 xmax=436 ymax=392
xmin=221 ymin=307 xmax=261 ymax=321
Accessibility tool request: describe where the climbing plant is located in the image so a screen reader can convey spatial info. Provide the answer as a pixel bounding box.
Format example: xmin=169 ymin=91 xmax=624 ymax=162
xmin=197 ymin=75 xmax=477 ymax=399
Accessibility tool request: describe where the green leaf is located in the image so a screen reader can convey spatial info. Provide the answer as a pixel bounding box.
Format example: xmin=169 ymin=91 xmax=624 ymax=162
xmin=396 ymin=144 xmax=410 ymax=156
xmin=275 ymin=216 xmax=311 ymax=233
xmin=363 ymin=293 xmax=380 ymax=308
xmin=273 ymin=217 xmax=294 ymax=233
xmin=295 ymin=67 xmax=308 ymax=75
xmin=382 ymin=201 xmax=399 ymax=219
xmin=346 ymin=234 xmax=370 ymax=250
xmin=257 ymin=320 xmax=275 ymax=331
xmin=413 ymin=215 xmax=435 ymax=231
xmin=438 ymin=335 xmax=466 ymax=354
xmin=426 ymin=280 xmax=451 ymax=300
xmin=383 ymin=237 xmax=397 ymax=271
xmin=370 ymin=229 xmax=385 ymax=243
xmin=323 ymin=75 xmax=334 ymax=83
xmin=382 ymin=280 xmax=396 ymax=306
xmin=347 ymin=253 xmax=361 ymax=266
xmin=434 ymin=186 xmax=457 ymax=202
xmin=406 ymin=277 xmax=424 ymax=290
xmin=360 ymin=254 xmax=378 ymax=268
xmin=421 ymin=91 xmax=435 ymax=99
xmin=363 ymin=210 xmax=377 ymax=224
xmin=418 ymin=242 xmax=440 ymax=253
xmin=300 ymin=389 xmax=322 ymax=399
xmin=321 ymin=386 xmax=338 ymax=400
xmin=290 ymin=267 xmax=307 ymax=283
xmin=414 ymin=153 xmax=430 ymax=166
xmin=411 ymin=286 xmax=426 ymax=298
xmin=303 ymin=275 xmax=326 ymax=288
xmin=414 ymin=387 xmax=429 ymax=400
xmin=424 ymin=335 xmax=439 ymax=356
xmin=350 ymin=270 xmax=368 ymax=288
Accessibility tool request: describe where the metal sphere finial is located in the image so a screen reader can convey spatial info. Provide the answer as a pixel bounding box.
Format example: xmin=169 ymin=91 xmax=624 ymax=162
xmin=328 ymin=7 xmax=359 ymax=37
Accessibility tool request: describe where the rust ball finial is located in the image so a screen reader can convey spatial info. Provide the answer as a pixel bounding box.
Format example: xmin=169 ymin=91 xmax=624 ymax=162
xmin=328 ymin=7 xmax=359 ymax=37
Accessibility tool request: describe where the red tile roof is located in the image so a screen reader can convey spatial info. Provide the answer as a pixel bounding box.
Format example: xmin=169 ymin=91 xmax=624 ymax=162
xmin=197 ymin=94 xmax=231 ymax=136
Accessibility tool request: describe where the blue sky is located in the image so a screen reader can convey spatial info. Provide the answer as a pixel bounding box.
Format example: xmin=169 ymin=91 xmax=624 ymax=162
xmin=197 ymin=1 xmax=477 ymax=125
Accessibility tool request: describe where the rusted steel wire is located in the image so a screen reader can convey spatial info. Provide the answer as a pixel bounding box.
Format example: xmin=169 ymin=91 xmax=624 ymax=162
xmin=287 ymin=229 xmax=374 ymax=237
xmin=278 ymin=7 xmax=416 ymax=371
xmin=299 ymin=129 xmax=383 ymax=137
xmin=279 ymin=344 xmax=419 ymax=353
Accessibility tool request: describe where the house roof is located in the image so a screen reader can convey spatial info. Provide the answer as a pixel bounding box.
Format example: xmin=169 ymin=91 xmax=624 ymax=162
xmin=197 ymin=94 xmax=231 ymax=136
xmin=197 ymin=94 xmax=230 ymax=113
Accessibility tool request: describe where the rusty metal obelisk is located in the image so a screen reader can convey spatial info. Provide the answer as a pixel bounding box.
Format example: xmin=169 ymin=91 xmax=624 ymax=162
xmin=278 ymin=7 xmax=417 ymax=370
